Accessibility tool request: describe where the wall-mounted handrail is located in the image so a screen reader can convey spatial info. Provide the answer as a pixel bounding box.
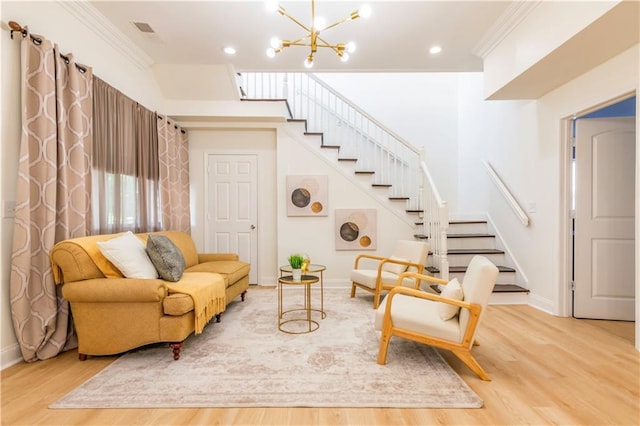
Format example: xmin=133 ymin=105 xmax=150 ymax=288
xmin=483 ymin=161 xmax=529 ymax=226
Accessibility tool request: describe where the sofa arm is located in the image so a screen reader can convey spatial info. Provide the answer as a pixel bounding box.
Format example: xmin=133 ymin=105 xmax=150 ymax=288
xmin=62 ymin=278 xmax=167 ymax=303
xmin=198 ymin=253 xmax=239 ymax=263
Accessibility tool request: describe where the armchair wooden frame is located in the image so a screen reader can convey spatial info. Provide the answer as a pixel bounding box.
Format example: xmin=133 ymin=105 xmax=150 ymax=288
xmin=350 ymin=254 xmax=426 ymax=309
xmin=377 ymin=271 xmax=491 ymax=381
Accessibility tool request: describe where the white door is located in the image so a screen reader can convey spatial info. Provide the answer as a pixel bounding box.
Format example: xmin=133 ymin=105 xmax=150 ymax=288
xmin=206 ymin=154 xmax=258 ymax=284
xmin=574 ymin=117 xmax=635 ymax=320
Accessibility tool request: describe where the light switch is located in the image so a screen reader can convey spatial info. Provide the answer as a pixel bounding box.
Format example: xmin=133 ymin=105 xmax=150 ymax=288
xmin=3 ymin=200 xmax=16 ymax=218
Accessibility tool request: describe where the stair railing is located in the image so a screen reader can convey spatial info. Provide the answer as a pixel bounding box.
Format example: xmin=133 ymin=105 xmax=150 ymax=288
xmin=420 ymin=154 xmax=449 ymax=279
xmin=239 ymin=72 xmax=448 ymax=273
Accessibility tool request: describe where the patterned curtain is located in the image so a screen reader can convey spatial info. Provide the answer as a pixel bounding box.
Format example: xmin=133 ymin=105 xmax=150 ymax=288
xmin=158 ymin=117 xmax=191 ymax=233
xmin=10 ymin=30 xmax=93 ymax=362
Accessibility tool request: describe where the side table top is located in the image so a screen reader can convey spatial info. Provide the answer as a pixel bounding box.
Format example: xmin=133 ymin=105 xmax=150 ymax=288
xmin=278 ymin=275 xmax=320 ymax=285
xmin=280 ymin=264 xmax=326 ymax=273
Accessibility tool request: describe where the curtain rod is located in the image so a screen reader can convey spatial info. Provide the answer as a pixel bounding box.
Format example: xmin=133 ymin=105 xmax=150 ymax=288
xmin=157 ymin=116 xmax=186 ymax=134
xmin=7 ymin=20 xmax=88 ymax=73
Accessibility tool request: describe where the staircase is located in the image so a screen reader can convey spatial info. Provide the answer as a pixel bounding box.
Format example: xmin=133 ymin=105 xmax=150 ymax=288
xmin=239 ymin=72 xmax=529 ymax=302
xmin=420 ymin=219 xmax=529 ymax=303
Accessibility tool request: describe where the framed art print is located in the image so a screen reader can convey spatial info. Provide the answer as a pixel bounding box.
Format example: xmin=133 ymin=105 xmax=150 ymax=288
xmin=335 ymin=208 xmax=377 ymax=250
xmin=286 ymin=175 xmax=328 ymax=217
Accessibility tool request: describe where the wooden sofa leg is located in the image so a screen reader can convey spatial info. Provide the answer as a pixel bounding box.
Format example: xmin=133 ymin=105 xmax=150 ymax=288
xmin=169 ymin=342 xmax=183 ymax=360
xmin=215 ymin=313 xmax=222 ymax=323
xmin=78 ymin=353 xmax=87 ymax=361
xmin=241 ymin=290 xmax=247 ymax=302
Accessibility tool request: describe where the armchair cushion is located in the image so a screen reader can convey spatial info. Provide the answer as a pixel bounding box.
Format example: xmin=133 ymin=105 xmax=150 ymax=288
xmin=375 ymin=293 xmax=461 ymax=342
xmin=96 ymin=231 xmax=158 ymax=279
xmin=438 ymin=278 xmax=464 ymax=320
xmin=146 ymin=234 xmax=186 ymax=282
xmin=381 ymin=256 xmax=409 ymax=275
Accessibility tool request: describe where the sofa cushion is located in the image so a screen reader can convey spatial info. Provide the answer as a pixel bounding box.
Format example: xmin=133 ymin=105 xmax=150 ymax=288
xmin=146 ymin=234 xmax=186 ymax=282
xmin=163 ymin=293 xmax=194 ymax=316
xmin=96 ymin=231 xmax=158 ymax=279
xmin=186 ymin=260 xmax=250 ymax=288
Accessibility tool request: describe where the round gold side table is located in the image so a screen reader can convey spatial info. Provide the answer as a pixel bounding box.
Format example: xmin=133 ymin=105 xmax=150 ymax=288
xmin=279 ymin=264 xmax=326 ymax=319
xmin=277 ymin=274 xmax=320 ymax=334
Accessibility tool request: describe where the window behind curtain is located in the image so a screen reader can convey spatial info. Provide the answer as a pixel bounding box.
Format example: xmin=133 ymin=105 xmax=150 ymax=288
xmin=92 ymin=77 xmax=160 ymax=234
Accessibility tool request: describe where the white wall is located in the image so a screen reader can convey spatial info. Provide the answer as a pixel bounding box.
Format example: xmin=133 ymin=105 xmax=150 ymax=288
xmin=315 ymin=73 xmax=461 ymax=216
xmin=185 ymin=122 xmax=416 ymax=287
xmin=475 ymin=45 xmax=639 ymax=320
xmin=0 ymin=1 xmax=164 ymax=368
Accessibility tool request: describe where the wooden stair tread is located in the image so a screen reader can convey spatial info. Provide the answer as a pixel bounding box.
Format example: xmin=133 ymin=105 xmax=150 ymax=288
xmin=429 ymin=283 xmax=528 ymax=294
xmin=447 ymin=233 xmax=495 ymax=238
xmin=493 ymin=284 xmax=530 ymax=293
xmin=450 ymin=221 xmax=488 ymax=224
xmin=447 ymin=248 xmax=504 ymax=255
xmin=426 ymin=265 xmax=516 ymax=273
xmin=389 ymin=197 xmax=410 ymax=201
xmin=355 ymin=171 xmax=375 ymax=175
xmin=321 ymin=145 xmax=340 ymax=149
xmin=372 ymin=184 xmax=392 ymax=188
xmin=338 ymin=158 xmax=358 ymax=162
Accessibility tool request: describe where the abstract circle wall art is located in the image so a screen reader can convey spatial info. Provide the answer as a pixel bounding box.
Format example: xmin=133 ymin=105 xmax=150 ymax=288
xmin=335 ymin=208 xmax=377 ymax=250
xmin=286 ymin=175 xmax=329 ymax=217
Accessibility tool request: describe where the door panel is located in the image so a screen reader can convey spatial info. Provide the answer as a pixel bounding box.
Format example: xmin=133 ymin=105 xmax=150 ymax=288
xmin=206 ymin=154 xmax=258 ymax=284
xmin=574 ymin=117 xmax=635 ymax=320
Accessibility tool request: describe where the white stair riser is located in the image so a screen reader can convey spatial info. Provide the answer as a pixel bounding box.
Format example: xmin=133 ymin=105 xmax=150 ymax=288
xmin=447 ymin=237 xmax=495 ymax=250
xmin=447 ymin=252 xmax=504 ymax=265
xmin=448 ymin=222 xmax=487 ymax=234
xmin=489 ymin=292 xmax=529 ymax=305
xmin=448 ymin=271 xmax=516 ymax=285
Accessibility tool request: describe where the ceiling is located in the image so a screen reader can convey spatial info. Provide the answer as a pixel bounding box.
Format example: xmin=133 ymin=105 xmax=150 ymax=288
xmin=89 ymin=0 xmax=517 ymax=72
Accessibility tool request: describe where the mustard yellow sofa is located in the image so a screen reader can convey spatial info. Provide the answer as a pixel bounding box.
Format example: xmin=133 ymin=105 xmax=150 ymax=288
xmin=50 ymin=231 xmax=250 ymax=360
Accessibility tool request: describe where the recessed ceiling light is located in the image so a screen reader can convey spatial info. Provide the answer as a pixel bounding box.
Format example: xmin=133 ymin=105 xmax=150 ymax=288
xmin=429 ymin=45 xmax=442 ymax=55
xmin=223 ymin=46 xmax=237 ymax=55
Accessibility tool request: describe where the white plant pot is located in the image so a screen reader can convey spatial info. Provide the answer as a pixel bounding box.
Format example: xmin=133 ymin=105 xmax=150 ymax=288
xmin=292 ymin=268 xmax=302 ymax=281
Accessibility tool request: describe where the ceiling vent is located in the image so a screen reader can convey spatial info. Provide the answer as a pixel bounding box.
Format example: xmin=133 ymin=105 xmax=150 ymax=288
xmin=133 ymin=22 xmax=155 ymax=34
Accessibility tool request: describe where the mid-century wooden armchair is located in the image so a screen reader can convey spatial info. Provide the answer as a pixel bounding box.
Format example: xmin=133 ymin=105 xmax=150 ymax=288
xmin=375 ymin=255 xmax=499 ymax=380
xmin=350 ymin=240 xmax=430 ymax=309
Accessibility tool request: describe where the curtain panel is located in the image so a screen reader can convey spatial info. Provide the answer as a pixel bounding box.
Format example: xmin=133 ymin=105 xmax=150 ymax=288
xmin=158 ymin=118 xmax=191 ymax=233
xmin=92 ymin=77 xmax=161 ymax=234
xmin=10 ymin=31 xmax=93 ymax=361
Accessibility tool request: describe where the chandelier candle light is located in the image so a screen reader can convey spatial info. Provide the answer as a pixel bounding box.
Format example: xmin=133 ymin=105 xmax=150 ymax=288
xmin=265 ymin=0 xmax=371 ymax=68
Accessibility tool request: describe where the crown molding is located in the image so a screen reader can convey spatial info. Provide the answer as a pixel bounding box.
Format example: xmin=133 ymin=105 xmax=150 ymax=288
xmin=57 ymin=0 xmax=154 ymax=70
xmin=472 ymin=0 xmax=541 ymax=59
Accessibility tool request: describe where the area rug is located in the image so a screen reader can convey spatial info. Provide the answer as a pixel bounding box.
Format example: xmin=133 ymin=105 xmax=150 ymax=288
xmin=51 ymin=288 xmax=483 ymax=408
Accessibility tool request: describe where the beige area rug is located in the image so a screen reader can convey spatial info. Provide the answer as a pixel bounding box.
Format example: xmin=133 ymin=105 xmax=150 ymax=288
xmin=51 ymin=288 xmax=483 ymax=408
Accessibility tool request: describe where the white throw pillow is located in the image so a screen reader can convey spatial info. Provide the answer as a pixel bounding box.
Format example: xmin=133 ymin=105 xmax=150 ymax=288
xmin=97 ymin=231 xmax=158 ymax=279
xmin=381 ymin=256 xmax=409 ymax=276
xmin=438 ymin=278 xmax=464 ymax=321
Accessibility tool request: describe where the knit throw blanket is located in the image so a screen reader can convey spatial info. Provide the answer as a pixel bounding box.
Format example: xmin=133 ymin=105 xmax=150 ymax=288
xmin=166 ymin=273 xmax=226 ymax=334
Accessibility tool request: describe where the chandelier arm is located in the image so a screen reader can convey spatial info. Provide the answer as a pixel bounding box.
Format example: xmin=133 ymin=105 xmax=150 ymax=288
xmin=280 ymin=11 xmax=312 ymax=34
xmin=315 ymin=35 xmax=340 ymax=49
xmin=321 ymin=15 xmax=355 ymax=33
xmin=285 ymin=34 xmax=313 ymax=47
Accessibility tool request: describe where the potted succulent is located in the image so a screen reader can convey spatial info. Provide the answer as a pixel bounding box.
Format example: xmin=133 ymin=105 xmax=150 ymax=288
xmin=288 ymin=253 xmax=305 ymax=281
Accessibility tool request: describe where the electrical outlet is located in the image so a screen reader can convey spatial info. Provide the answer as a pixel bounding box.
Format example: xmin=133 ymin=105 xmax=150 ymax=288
xmin=3 ymin=200 xmax=16 ymax=218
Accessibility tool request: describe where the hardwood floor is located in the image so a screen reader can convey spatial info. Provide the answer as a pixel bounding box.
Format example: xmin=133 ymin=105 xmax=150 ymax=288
xmin=2 ymin=304 xmax=638 ymax=425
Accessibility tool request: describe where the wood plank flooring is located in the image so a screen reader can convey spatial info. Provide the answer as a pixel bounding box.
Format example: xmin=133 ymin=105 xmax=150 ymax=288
xmin=1 ymin=303 xmax=638 ymax=425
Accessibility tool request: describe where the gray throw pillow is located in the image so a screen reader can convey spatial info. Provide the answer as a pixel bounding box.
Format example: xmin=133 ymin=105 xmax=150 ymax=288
xmin=146 ymin=234 xmax=186 ymax=282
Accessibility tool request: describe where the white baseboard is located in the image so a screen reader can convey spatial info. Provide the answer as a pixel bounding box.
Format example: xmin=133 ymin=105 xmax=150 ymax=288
xmin=1 ymin=343 xmax=23 ymax=370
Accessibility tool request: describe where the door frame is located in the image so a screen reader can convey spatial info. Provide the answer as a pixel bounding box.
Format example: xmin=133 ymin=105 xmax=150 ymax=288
xmin=559 ymin=91 xmax=638 ymax=340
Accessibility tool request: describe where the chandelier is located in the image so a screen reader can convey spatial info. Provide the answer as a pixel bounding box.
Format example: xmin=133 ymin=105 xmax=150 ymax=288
xmin=265 ymin=0 xmax=371 ymax=68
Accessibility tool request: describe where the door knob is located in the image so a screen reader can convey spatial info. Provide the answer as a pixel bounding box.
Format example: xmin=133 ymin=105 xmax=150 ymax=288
xmin=250 ymin=225 xmax=256 ymax=230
